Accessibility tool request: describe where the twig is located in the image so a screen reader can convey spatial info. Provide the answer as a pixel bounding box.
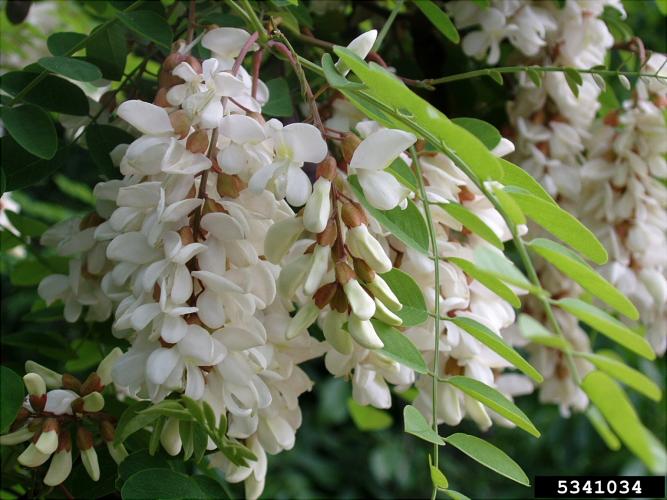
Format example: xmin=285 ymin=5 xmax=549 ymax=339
xmin=192 ymin=128 xmax=219 ymax=240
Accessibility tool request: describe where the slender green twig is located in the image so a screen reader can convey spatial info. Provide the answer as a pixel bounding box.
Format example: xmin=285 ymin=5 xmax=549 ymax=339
xmin=411 ymin=147 xmax=441 ymax=500
xmin=422 ymin=64 xmax=667 ymax=86
xmin=373 ymin=0 xmax=405 ymax=52
xmin=9 ymin=0 xmax=145 ymax=106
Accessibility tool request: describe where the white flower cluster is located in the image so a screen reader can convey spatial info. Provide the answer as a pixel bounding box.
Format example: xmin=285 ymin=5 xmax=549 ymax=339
xmin=33 ymin=25 xmax=538 ymax=496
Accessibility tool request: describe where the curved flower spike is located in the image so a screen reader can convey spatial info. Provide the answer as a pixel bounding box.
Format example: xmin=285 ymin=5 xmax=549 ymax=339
xmin=349 ymin=128 xmax=416 ymax=210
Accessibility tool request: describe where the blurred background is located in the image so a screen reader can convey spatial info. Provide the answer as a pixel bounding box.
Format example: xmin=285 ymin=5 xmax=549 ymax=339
xmin=1 ymin=1 xmax=665 ymax=498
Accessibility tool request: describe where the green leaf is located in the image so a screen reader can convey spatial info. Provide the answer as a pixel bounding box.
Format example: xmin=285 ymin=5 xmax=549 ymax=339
xmin=191 ymin=476 xmax=229 ymax=499
xmin=86 ymin=23 xmax=128 ymax=81
xmin=443 ymin=490 xmax=471 ymax=500
xmin=498 ymin=158 xmax=555 ymax=205
xmin=505 ymin=187 xmax=608 ymax=264
xmin=349 ymin=175 xmax=430 ymax=254
xmin=403 ymin=405 xmax=445 ymax=445
xmin=447 ymin=316 xmax=543 ymax=383
xmin=262 ymin=77 xmax=294 ymax=117
xmin=0 ymin=366 xmax=24 ymax=433
xmin=38 ymin=56 xmax=102 ymax=82
xmin=380 ymin=268 xmax=428 ymax=326
xmin=564 ymin=67 xmax=582 ymax=97
xmin=448 ymin=257 xmax=521 ymax=307
xmin=437 ymin=202 xmax=504 ymax=249
xmin=526 ymin=67 xmax=542 ymax=87
xmin=586 ymin=406 xmax=621 ymax=451
xmin=372 ymin=320 xmax=429 ymax=374
xmin=517 ymin=314 xmax=571 ymax=350
xmin=657 ymin=0 xmax=667 ymax=15
xmin=334 ymin=46 xmax=503 ymax=180
xmin=556 ymin=298 xmax=654 ymax=360
xmin=473 ymin=246 xmax=540 ymax=294
xmin=117 ymin=11 xmax=173 ymax=51
xmin=54 ymin=175 xmax=95 ymax=206
xmin=445 ymin=376 xmax=540 ymax=437
xmin=149 ymin=417 xmax=165 ymax=456
xmin=1 ymin=105 xmax=57 ymax=160
xmin=0 ymin=137 xmax=68 ymax=191
xmin=528 ymin=238 xmax=638 ymax=319
xmin=387 ymin=157 xmax=417 ymax=191
xmin=491 ymin=185 xmax=525 ymax=226
xmin=138 ymin=400 xmax=190 ymax=420
xmin=0 ymin=71 xmax=89 ymax=115
xmin=581 ymin=371 xmax=666 ymax=474
xmin=450 ymin=118 xmax=500 ymax=149
xmin=488 ymin=71 xmax=503 ymax=85
xmin=2 ymin=331 xmax=75 ymax=360
xmin=4 ymin=211 xmax=48 ymax=237
xmin=413 ymin=0 xmax=460 ymax=43
xmin=10 ymin=258 xmax=53 ymax=286
xmin=118 ymin=450 xmax=171 ymax=480
xmin=429 ymin=454 xmax=448 ymax=489
xmin=348 ymin=399 xmax=393 ymax=431
xmin=321 ymin=53 xmax=366 ymax=90
xmin=47 ymin=32 xmax=87 ymax=56
xmin=86 ymin=124 xmax=135 ymax=176
xmin=114 ymin=401 xmax=158 ymax=445
xmin=121 ymin=468 xmax=206 ymax=499
xmin=444 ymin=433 xmax=530 ymax=486
xmin=575 ymin=352 xmax=661 ymax=401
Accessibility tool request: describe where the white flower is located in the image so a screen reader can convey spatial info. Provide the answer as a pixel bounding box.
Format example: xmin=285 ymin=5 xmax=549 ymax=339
xmin=117 ymin=100 xmax=174 ymax=136
xmin=202 ymin=27 xmax=258 ymax=70
xmin=349 ymin=128 xmax=416 ymax=210
xmin=217 ymin=114 xmax=272 ymax=178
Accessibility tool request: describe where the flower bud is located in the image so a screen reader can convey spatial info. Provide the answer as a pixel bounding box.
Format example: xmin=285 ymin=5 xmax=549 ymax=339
xmin=18 ymin=443 xmax=51 ymax=468
xmin=316 ymin=155 xmax=337 ymax=181
xmin=316 ymin=219 xmax=337 ymax=247
xmin=97 ymin=348 xmax=123 ymax=386
xmin=24 ymin=373 xmax=46 ymax=397
xmin=322 ymin=311 xmax=353 ymax=355
xmin=82 ymin=392 xmax=105 ymax=413
xmin=346 ymin=225 xmax=392 ymax=273
xmin=277 ymin=254 xmax=311 ymax=301
xmin=342 ymin=133 xmax=362 ymax=164
xmin=303 ymin=178 xmax=332 ymax=234
xmin=186 ymin=129 xmax=210 ymax=154
xmin=313 ymin=282 xmax=338 ymax=309
xmin=367 ymin=275 xmax=402 ymax=311
xmin=80 ymin=373 xmax=103 ymax=396
xmin=25 ymin=361 xmax=62 ymax=389
xmin=343 ymin=280 xmax=376 ymax=320
xmin=264 ymin=217 xmax=304 ymax=264
xmin=347 ymin=316 xmax=383 ymax=349
xmin=373 ymin=298 xmax=402 ymax=326
xmin=286 ymin=301 xmax=320 ymax=339
xmin=77 ymin=427 xmax=99 ymax=482
xmin=169 ymin=110 xmax=191 ymax=139
xmin=35 ymin=419 xmax=59 ymax=455
xmin=352 ymin=258 xmax=375 ymax=283
xmin=61 ymin=373 xmax=82 ymax=392
xmin=304 ymin=245 xmax=331 ymax=296
xmin=44 ymin=448 xmax=73 ymax=486
xmin=160 ymin=418 xmax=183 ymax=456
xmin=0 ymin=426 xmax=33 ymax=446
xmin=341 ymin=202 xmax=366 ymax=228
xmin=107 ymin=441 xmax=129 ymax=465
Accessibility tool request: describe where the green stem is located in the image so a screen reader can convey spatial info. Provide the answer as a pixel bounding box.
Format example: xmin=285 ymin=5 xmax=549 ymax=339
xmin=411 ymin=147 xmax=441 ymax=500
xmin=373 ymin=0 xmax=405 ymax=52
xmin=238 ymin=0 xmax=269 ymax=42
xmin=422 ymin=65 xmax=667 ymax=86
xmin=9 ymin=0 xmax=145 ymax=106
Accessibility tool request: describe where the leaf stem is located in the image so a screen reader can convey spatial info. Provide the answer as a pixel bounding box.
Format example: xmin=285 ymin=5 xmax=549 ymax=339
xmin=373 ymin=0 xmax=405 ymax=52
xmin=410 ymin=147 xmax=441 ymax=500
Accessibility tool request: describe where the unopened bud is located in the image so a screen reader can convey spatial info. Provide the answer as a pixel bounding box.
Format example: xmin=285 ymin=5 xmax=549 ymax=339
xmin=76 ymin=427 xmax=94 ymax=451
xmin=322 ymin=311 xmax=353 ymax=355
xmin=44 ymin=447 xmax=73 ymax=486
xmin=18 ymin=443 xmax=50 ymax=468
xmin=186 ymin=129 xmax=210 ymax=154
xmin=347 ymin=316 xmax=384 ymax=349
xmin=303 ymin=177 xmax=332 ymax=234
xmin=61 ymin=373 xmax=82 ymax=392
xmin=99 ymin=421 xmax=115 ymax=442
xmin=96 ymin=348 xmax=123 ymax=386
xmin=285 ymin=301 xmax=320 ymax=339
xmin=82 ymin=392 xmax=105 ymax=413
xmin=335 ymin=261 xmax=356 ymax=285
xmin=264 ymin=217 xmax=304 ymax=264
xmin=169 ymin=110 xmax=191 ymax=139
xmin=373 ymin=298 xmax=402 ymax=326
xmin=0 ymin=426 xmax=33 ymax=446
xmin=343 ymin=279 xmax=376 ymax=320
xmin=341 ymin=203 xmax=365 ymax=228
xmin=25 ymin=361 xmax=62 ymax=389
xmin=313 ymin=282 xmax=338 ymax=309
xmin=80 ymin=373 xmax=102 ymax=396
xmin=304 ymin=245 xmax=331 ymax=296
xmin=81 ymin=446 xmax=100 ymax=482
xmin=160 ymin=418 xmax=182 ymax=456
xmin=24 ymin=373 xmax=46 ymax=396
xmin=367 ymin=275 xmax=402 ymax=311
xmin=346 ymin=225 xmax=392 ymax=274
xmin=316 ymin=155 xmax=337 ymax=180
xmin=35 ymin=419 xmax=59 ymax=455
xmin=353 ymin=258 xmax=375 ymax=283
xmin=316 ymin=219 xmax=337 ymax=247
xmin=342 ymin=133 xmax=362 ymax=164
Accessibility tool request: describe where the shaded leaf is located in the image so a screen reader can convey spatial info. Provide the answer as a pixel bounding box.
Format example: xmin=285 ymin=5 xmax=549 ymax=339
xmin=403 ymin=405 xmax=445 ymax=445
xmin=1 ymin=104 xmax=57 ymax=160
xmin=372 ymin=320 xmax=429 ymax=374
xmin=380 ymin=268 xmax=428 ymax=326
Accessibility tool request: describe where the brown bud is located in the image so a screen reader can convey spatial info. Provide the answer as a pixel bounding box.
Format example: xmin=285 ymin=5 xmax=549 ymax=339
xmin=62 ymin=373 xmax=82 ymax=393
xmin=313 ymin=282 xmax=338 ymax=309
xmin=80 ymin=373 xmax=103 ymax=396
xmin=184 ymin=55 xmax=202 ymax=74
xmin=154 ymin=87 xmax=171 ymax=107
xmin=316 ymin=219 xmax=337 ymax=246
xmin=217 ymin=173 xmax=246 ymax=198
xmin=341 ymin=202 xmax=367 ymax=228
xmin=316 ymin=155 xmax=337 ymax=181
xmin=352 ymin=258 xmax=375 ymax=283
xmin=29 ymin=394 xmax=47 ymax=413
xmin=79 ymin=212 xmax=104 ymax=231
xmin=169 ymin=110 xmax=191 ymax=139
xmin=341 ymin=133 xmax=361 ymax=164
xmin=76 ymin=426 xmax=94 ymax=451
xmin=100 ymin=421 xmax=115 ymax=442
xmin=57 ymin=430 xmax=72 ymax=453
xmin=335 ymin=261 xmax=356 ymax=285
xmin=330 ymin=285 xmax=349 ymax=313
xmin=186 ymin=129 xmax=210 ymax=154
